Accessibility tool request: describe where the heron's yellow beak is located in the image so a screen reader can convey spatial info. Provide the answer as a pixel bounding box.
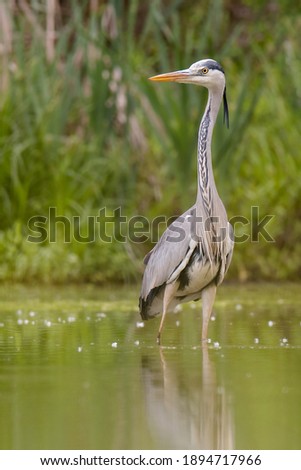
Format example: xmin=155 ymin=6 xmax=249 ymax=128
xmin=149 ymin=70 xmax=190 ymax=82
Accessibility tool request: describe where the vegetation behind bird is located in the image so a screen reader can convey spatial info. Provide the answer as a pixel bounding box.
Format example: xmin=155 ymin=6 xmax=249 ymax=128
xmin=0 ymin=1 xmax=300 ymax=283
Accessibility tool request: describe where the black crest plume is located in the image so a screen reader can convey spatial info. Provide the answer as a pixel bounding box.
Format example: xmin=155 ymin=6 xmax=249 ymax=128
xmin=223 ymin=87 xmax=229 ymax=128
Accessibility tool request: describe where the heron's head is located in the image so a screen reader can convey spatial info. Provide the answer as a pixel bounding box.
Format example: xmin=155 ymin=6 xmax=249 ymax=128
xmin=149 ymin=59 xmax=228 ymax=126
xmin=149 ymin=59 xmax=225 ymax=89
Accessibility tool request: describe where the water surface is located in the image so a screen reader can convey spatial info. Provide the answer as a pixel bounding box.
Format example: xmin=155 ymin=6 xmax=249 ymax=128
xmin=0 ymin=283 xmax=301 ymax=449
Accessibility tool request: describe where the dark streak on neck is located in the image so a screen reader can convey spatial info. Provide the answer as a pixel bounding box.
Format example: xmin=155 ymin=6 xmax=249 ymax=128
xmin=198 ymin=101 xmax=212 ymax=214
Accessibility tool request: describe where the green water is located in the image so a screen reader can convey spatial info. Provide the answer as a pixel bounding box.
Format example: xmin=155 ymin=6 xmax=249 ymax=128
xmin=0 ymin=283 xmax=301 ymax=450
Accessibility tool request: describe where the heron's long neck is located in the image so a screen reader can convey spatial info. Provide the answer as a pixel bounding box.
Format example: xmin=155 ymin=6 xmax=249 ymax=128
xmin=196 ymin=87 xmax=223 ymax=215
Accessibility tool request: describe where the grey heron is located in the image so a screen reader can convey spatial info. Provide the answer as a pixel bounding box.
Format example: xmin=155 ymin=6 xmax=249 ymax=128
xmin=139 ymin=59 xmax=234 ymax=345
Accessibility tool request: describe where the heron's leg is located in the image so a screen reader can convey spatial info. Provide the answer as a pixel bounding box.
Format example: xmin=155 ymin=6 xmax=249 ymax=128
xmin=201 ymin=282 xmax=217 ymax=344
xmin=157 ymin=282 xmax=178 ymax=345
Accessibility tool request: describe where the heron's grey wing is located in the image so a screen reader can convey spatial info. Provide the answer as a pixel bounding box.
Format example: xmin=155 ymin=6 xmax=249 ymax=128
xmin=143 ymin=249 xmax=153 ymax=265
xmin=140 ymin=206 xmax=196 ymax=299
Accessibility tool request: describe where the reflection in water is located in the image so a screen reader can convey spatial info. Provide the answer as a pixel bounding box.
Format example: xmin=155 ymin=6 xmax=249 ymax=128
xmin=1 ymin=283 xmax=301 ymax=449
xmin=142 ymin=347 xmax=234 ymax=449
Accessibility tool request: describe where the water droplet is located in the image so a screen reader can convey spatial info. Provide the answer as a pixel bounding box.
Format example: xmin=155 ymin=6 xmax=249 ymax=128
xmin=96 ymin=312 xmax=106 ymax=318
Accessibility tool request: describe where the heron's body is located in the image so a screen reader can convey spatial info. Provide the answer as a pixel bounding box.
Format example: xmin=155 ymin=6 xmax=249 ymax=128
xmin=139 ymin=59 xmax=234 ymax=344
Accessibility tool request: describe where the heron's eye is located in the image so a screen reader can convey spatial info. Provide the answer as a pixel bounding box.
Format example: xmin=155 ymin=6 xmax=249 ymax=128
xmin=201 ymin=67 xmax=209 ymax=75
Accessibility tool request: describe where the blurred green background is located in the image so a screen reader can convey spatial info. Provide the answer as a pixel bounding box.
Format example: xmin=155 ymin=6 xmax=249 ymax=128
xmin=0 ymin=0 xmax=300 ymax=284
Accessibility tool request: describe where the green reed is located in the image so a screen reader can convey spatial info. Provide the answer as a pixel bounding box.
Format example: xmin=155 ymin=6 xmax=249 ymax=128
xmin=0 ymin=1 xmax=300 ymax=282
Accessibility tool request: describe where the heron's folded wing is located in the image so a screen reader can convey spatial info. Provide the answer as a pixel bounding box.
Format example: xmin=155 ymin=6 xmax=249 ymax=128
xmin=140 ymin=207 xmax=196 ymax=297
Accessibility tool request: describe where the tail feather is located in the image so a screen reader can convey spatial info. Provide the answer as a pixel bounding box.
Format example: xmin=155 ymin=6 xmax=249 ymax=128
xmin=139 ymin=296 xmax=150 ymax=320
xmin=139 ymin=284 xmax=165 ymax=320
